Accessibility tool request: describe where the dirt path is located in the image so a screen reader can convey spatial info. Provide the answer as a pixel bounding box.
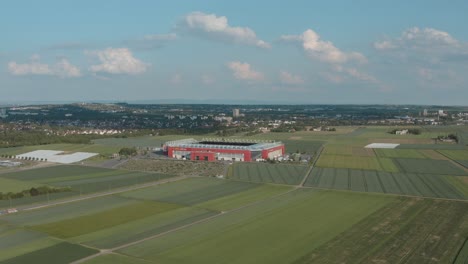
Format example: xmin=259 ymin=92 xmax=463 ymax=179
xmin=299 ymin=146 xmax=324 ymax=187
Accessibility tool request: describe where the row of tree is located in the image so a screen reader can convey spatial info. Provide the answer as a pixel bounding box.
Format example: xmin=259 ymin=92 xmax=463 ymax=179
xmin=0 ymin=186 xmax=72 ymax=200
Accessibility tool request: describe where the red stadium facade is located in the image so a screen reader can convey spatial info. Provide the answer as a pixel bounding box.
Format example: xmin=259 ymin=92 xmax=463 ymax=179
xmin=164 ymin=139 xmax=285 ymax=162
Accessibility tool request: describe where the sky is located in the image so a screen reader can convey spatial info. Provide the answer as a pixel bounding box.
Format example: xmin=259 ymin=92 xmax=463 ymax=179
xmin=2 ymin=0 xmax=468 ymax=105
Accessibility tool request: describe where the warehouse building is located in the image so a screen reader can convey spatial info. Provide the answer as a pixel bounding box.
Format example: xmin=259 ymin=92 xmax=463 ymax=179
xmin=164 ymin=138 xmax=285 ymax=162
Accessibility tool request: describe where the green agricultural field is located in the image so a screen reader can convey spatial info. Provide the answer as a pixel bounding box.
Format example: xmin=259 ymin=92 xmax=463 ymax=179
xmin=458 ymin=160 xmax=468 ymax=169
xmin=294 ymin=198 xmax=468 ymax=264
xmin=375 ymin=149 xmax=430 ymax=159
xmin=120 ymin=190 xmax=393 ymax=264
xmin=32 ymin=201 xmax=181 ymax=238
xmin=120 ymin=177 xmax=259 ymax=206
xmin=197 ymin=184 xmax=293 ymax=211
xmin=1 ymin=165 xmax=115 ymax=182
xmin=2 ymin=195 xmax=136 ymax=226
xmin=73 ymin=207 xmax=217 ymax=249
xmin=394 ymin=158 xmax=468 ymax=175
xmin=83 ymin=254 xmax=152 ymax=264
xmin=316 ymin=154 xmax=398 ymax=172
xmin=227 ymin=162 xmax=308 ymax=185
xmin=439 ymin=150 xmax=468 ymax=160
xmin=305 ymin=167 xmax=465 ymax=199
xmin=0 ymin=242 xmax=98 ymax=264
xmin=323 ymin=145 xmax=375 ymax=156
xmin=0 ymin=177 xmax=42 ymax=193
xmin=282 ymin=140 xmax=323 ymax=155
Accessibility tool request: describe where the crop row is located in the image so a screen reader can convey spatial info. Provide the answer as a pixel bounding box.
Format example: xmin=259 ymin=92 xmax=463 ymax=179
xmin=305 ymin=168 xmax=465 ymax=199
xmin=228 ymin=163 xmax=308 ymax=185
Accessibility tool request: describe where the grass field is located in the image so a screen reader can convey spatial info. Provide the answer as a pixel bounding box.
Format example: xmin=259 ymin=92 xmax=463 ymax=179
xmin=439 ymin=150 xmax=468 ymax=160
xmin=316 ymin=155 xmax=399 ymax=172
xmin=375 ymin=148 xmax=440 ymax=159
xmin=120 ymin=190 xmax=393 ymax=264
xmin=82 ymin=254 xmax=152 ymax=264
xmin=394 ymin=158 xmax=468 ymax=175
xmin=0 ymin=177 xmax=42 ymax=193
xmin=0 ymin=242 xmax=98 ymax=264
xmin=305 ymin=167 xmax=465 ymax=199
xmin=120 ymin=177 xmax=260 ymax=206
xmin=323 ymin=145 xmax=375 ymax=156
xmin=294 ymin=198 xmax=468 ymax=264
xmin=227 ymin=163 xmax=308 ymax=185
xmin=32 ymin=201 xmax=181 ymax=238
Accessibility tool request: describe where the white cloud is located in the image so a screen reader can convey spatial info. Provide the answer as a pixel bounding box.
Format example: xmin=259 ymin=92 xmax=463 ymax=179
xmin=374 ymin=27 xmax=460 ymax=51
xmin=179 ymin=12 xmax=270 ymax=49
xmin=170 ymin=73 xmax=182 ymax=84
xmin=8 ymin=55 xmax=81 ymax=78
xmin=88 ymin=48 xmax=149 ymax=75
xmin=201 ymin=74 xmax=215 ymax=84
xmin=279 ymin=71 xmax=304 ymax=84
xmin=227 ymin=61 xmax=264 ymax=81
xmin=143 ymin=33 xmax=177 ymax=41
xmin=281 ymin=29 xmax=367 ymax=64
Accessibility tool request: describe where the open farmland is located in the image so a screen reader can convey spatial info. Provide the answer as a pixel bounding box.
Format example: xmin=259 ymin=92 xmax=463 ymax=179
xmin=0 ymin=165 xmax=175 ymax=208
xmin=0 ymin=177 xmax=41 ymax=193
xmin=227 ymin=162 xmax=308 ymax=185
xmin=305 ymin=167 xmax=466 ymax=199
xmin=294 ymin=198 xmax=468 ymax=264
xmin=119 ymin=190 xmax=393 ymax=264
xmin=439 ymin=150 xmax=468 ymax=160
xmin=323 ymin=145 xmax=375 ymax=156
xmin=394 ymin=158 xmax=468 ymax=175
xmin=316 ymin=154 xmax=399 ymax=172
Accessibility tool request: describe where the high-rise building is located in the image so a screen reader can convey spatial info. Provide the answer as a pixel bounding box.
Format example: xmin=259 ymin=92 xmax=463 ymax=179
xmin=423 ymin=109 xmax=428 ymax=116
xmin=233 ymin=108 xmax=240 ymax=117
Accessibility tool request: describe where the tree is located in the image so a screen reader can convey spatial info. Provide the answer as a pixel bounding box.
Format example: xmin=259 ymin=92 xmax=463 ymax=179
xmin=119 ymin=147 xmax=138 ymax=156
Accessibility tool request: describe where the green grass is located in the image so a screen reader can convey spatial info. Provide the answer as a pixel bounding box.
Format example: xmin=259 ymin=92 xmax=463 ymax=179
xmin=82 ymin=254 xmax=152 ymax=264
xmin=294 ymin=198 xmax=468 ymax=264
xmin=446 ymin=176 xmax=468 ymax=198
xmin=454 ymin=238 xmax=468 ymax=264
xmin=1 ymin=165 xmax=115 ymax=182
xmin=306 ymin=168 xmax=465 ymax=199
xmin=0 ymin=229 xmax=46 ymax=251
xmin=31 ymin=201 xmax=181 ymax=238
xmin=439 ymin=150 xmax=468 ymax=160
xmin=394 ymin=158 xmax=467 ymax=175
xmin=459 ymin=160 xmax=468 ymax=169
xmin=72 ymin=207 xmax=217 ymax=249
xmin=0 ymin=242 xmax=99 ymax=264
xmin=227 ymin=163 xmax=308 ymax=185
xmin=120 ymin=177 xmax=259 ymax=206
xmin=120 ymin=190 xmax=393 ymax=264
xmin=323 ymin=145 xmax=375 ymax=156
xmin=0 ymin=177 xmax=42 ymax=193
xmin=375 ymin=149 xmax=429 ymax=159
xmin=0 ymin=237 xmax=59 ymax=262
xmin=2 ymin=195 xmax=135 ymax=226
xmin=316 ymin=155 xmax=398 ymax=172
xmin=197 ymin=184 xmax=293 ymax=211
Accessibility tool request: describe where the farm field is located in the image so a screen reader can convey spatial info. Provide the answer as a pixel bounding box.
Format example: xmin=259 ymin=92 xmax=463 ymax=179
xmin=227 ymin=162 xmax=308 ymax=185
xmin=1 ymin=126 xmax=468 ymax=263
xmin=0 ymin=165 xmax=175 ymax=209
xmin=305 ymin=167 xmax=466 ymax=199
xmin=0 ymin=177 xmax=41 ymax=193
xmin=119 ymin=190 xmax=394 ymax=264
xmin=316 ymin=154 xmax=399 ymax=172
xmin=294 ymin=198 xmax=468 ymax=264
xmin=393 ymin=158 xmax=468 ymax=175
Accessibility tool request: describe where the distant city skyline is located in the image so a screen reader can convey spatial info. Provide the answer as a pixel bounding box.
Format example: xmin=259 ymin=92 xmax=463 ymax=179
xmin=2 ymin=0 xmax=468 ymax=105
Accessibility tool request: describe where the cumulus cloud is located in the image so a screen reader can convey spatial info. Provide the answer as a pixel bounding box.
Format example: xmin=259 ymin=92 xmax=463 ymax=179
xmin=374 ymin=27 xmax=460 ymax=51
xmin=87 ymin=48 xmax=149 ymax=75
xmin=178 ymin=12 xmax=270 ymax=49
xmin=227 ymin=61 xmax=264 ymax=81
xmin=8 ymin=55 xmax=81 ymax=78
xmin=279 ymin=71 xmax=304 ymax=85
xmin=281 ymin=29 xmax=367 ymax=64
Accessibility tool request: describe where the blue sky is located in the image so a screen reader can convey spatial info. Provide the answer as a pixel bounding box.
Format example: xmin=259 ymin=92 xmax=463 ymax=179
xmin=2 ymin=0 xmax=468 ymax=104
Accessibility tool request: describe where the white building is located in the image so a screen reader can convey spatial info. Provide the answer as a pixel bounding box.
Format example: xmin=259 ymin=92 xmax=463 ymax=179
xmin=0 ymin=108 xmax=7 ymax=118
xmin=233 ymin=108 xmax=240 ymax=117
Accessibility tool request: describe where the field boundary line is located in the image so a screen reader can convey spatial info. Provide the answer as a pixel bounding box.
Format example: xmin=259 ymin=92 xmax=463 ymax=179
xmin=299 ymin=146 xmax=324 ymax=187
xmin=300 ymin=185 xmax=468 ymax=203
xmin=436 ymin=150 xmax=468 ymax=172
